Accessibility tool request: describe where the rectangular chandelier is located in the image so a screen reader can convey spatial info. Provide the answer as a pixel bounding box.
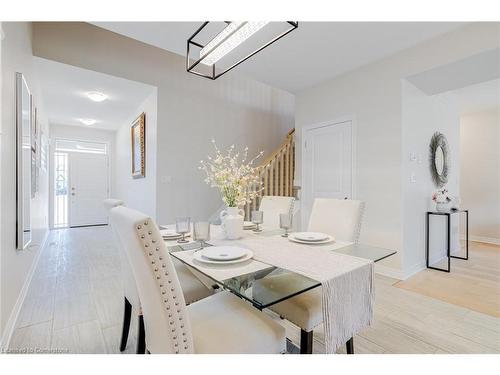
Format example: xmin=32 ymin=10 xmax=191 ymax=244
xmin=187 ymin=21 xmax=298 ymax=80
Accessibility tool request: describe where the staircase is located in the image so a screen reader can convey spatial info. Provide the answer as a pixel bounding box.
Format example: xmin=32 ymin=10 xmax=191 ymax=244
xmin=244 ymin=129 xmax=297 ymax=219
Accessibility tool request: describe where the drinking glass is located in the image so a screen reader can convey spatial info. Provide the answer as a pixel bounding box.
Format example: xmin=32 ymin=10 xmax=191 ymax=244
xmin=175 ymin=217 xmax=191 ymax=243
xmin=193 ymin=221 xmax=210 ymax=250
xmin=279 ymin=213 xmax=292 ymax=237
xmin=251 ymin=210 xmax=263 ymax=232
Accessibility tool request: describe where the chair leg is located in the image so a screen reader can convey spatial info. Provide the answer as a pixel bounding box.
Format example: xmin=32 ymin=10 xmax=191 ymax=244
xmin=136 ymin=315 xmax=146 ymax=354
xmin=119 ymin=297 xmax=132 ymax=352
xmin=300 ymin=329 xmax=313 ymax=354
xmin=346 ymin=337 xmax=354 ymax=354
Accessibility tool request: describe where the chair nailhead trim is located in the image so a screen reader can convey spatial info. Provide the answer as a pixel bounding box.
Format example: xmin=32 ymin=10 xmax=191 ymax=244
xmin=135 ymin=222 xmax=192 ymax=354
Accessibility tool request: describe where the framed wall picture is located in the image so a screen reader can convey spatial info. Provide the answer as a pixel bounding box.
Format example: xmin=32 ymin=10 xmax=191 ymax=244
xmin=41 ymin=131 xmax=48 ymax=172
xmin=131 ymin=112 xmax=146 ymax=179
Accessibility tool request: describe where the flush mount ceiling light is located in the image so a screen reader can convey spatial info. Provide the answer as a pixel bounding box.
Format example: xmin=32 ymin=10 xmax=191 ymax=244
xmin=86 ymin=91 xmax=108 ymax=102
xmin=187 ymin=21 xmax=298 ymax=80
xmin=79 ymin=118 xmax=96 ymax=126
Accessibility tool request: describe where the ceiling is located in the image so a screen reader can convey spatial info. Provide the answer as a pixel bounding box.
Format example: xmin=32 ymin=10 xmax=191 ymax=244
xmin=407 ymin=48 xmax=500 ymax=95
xmin=93 ymin=22 xmax=466 ymax=93
xmin=35 ymin=57 xmax=155 ymax=130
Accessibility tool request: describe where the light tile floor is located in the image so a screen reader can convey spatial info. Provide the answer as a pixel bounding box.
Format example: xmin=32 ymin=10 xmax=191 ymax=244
xmin=7 ymin=226 xmax=500 ymax=354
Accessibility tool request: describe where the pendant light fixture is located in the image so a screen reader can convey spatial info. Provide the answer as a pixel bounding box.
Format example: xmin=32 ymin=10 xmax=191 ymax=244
xmin=187 ymin=21 xmax=298 ymax=80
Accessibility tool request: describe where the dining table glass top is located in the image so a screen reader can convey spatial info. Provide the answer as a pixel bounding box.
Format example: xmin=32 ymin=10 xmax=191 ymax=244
xmin=167 ymin=229 xmax=396 ymax=310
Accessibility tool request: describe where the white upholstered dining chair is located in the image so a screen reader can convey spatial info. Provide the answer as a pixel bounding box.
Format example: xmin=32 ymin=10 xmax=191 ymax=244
xmin=256 ymin=198 xmax=365 ymax=354
xmin=103 ymin=199 xmax=214 ymax=353
xmin=259 ymin=196 xmax=295 ymax=230
xmin=110 ymin=206 xmax=286 ymax=354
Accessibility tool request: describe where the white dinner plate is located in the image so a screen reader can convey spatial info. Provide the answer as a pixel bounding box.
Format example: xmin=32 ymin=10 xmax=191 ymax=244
xmin=193 ymin=249 xmax=254 ymax=265
xmin=293 ymin=232 xmax=330 ymax=242
xmin=201 ymin=246 xmax=248 ymax=261
xmin=160 ymin=229 xmax=180 ymax=237
xmin=160 ymin=229 xmax=190 ymax=240
xmin=288 ymin=234 xmax=335 ymax=245
xmin=243 ymin=221 xmax=256 ymax=228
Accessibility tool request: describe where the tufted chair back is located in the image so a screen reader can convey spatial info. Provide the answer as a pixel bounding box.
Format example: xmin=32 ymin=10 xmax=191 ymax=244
xmin=259 ymin=196 xmax=295 ymax=230
xmin=307 ymin=198 xmax=365 ymax=243
xmin=103 ymin=198 xmax=125 ymax=211
xmin=103 ymin=199 xmax=142 ymax=312
xmin=110 ymin=206 xmax=194 ymax=354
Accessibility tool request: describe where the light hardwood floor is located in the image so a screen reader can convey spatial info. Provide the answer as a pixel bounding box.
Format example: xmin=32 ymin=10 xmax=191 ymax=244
xmin=8 ymin=226 xmax=500 ymax=354
xmin=395 ymin=242 xmax=500 ymax=318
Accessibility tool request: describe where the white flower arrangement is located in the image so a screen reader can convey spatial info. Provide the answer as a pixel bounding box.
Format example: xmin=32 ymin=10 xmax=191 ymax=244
xmin=199 ymin=140 xmax=263 ymax=208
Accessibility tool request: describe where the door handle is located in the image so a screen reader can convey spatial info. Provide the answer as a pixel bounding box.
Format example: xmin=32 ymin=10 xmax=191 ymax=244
xmin=71 ymin=193 xmax=76 ymax=196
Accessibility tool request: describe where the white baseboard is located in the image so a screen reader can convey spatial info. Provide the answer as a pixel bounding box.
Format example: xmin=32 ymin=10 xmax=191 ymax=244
xmin=375 ymin=261 xmax=427 ymax=281
xmin=0 ymin=230 xmax=49 ymax=350
xmin=428 ymin=254 xmax=448 ymax=267
xmin=469 ymin=235 xmax=500 ymax=246
xmin=403 ymin=261 xmax=426 ymax=280
xmin=375 ymin=264 xmax=404 ymax=280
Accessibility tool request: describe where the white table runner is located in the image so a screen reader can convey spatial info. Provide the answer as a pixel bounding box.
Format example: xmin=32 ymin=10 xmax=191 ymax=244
xmin=209 ymin=227 xmax=374 ymax=353
xmin=167 ymin=225 xmax=374 ymax=353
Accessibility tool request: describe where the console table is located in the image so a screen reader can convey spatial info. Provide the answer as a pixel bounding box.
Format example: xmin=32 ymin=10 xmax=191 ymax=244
xmin=426 ymin=209 xmax=469 ymax=273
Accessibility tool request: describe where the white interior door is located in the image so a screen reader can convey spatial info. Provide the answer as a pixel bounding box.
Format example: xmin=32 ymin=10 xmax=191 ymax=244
xmin=69 ymin=152 xmax=109 ymax=227
xmin=302 ymin=120 xmax=352 ymax=229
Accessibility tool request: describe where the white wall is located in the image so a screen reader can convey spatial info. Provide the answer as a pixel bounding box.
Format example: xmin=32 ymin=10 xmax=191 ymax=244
xmin=460 ymin=109 xmax=500 ymax=243
xmin=295 ymin=23 xmax=500 ymax=278
xmin=114 ymin=90 xmax=157 ymax=218
xmin=49 ymin=123 xmax=116 ymax=228
xmin=401 ymin=81 xmax=461 ymax=272
xmin=1 ymin=22 xmax=50 ymax=344
xmin=32 ymin=22 xmax=295 ymax=224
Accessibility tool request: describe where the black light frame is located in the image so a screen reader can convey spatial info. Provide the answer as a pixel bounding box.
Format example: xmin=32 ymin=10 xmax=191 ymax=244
xmin=186 ymin=21 xmax=298 ymax=80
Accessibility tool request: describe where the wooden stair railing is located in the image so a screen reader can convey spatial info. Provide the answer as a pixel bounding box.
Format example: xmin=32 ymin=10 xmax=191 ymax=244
xmin=244 ymin=129 xmax=296 ymax=220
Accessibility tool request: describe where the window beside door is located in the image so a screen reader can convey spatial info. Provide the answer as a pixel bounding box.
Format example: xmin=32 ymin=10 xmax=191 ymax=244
xmin=52 ymin=139 xmax=109 ymax=229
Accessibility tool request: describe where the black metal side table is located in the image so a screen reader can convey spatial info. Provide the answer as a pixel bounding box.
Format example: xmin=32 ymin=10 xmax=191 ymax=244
xmin=426 ymin=209 xmax=469 ymax=273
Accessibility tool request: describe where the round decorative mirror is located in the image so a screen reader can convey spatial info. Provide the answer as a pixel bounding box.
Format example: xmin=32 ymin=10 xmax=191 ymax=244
xmin=429 ymin=132 xmax=449 ymax=187
xmin=434 ymin=146 xmax=444 ymax=175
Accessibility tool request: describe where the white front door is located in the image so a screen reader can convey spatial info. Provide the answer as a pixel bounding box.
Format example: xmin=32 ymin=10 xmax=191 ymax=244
xmin=69 ymin=152 xmax=109 ymax=227
xmin=302 ymin=120 xmax=352 ymax=229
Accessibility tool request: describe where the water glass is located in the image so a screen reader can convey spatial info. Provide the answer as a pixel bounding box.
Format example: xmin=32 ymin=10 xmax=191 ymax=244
xmin=280 ymin=213 xmax=292 ymax=237
xmin=175 ymin=217 xmax=191 ymax=243
xmin=193 ymin=221 xmax=210 ymax=250
xmin=251 ymin=210 xmax=263 ymax=232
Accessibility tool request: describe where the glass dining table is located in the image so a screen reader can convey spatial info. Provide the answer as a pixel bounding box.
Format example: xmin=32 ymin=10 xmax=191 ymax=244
xmin=167 ymin=236 xmax=396 ymax=311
